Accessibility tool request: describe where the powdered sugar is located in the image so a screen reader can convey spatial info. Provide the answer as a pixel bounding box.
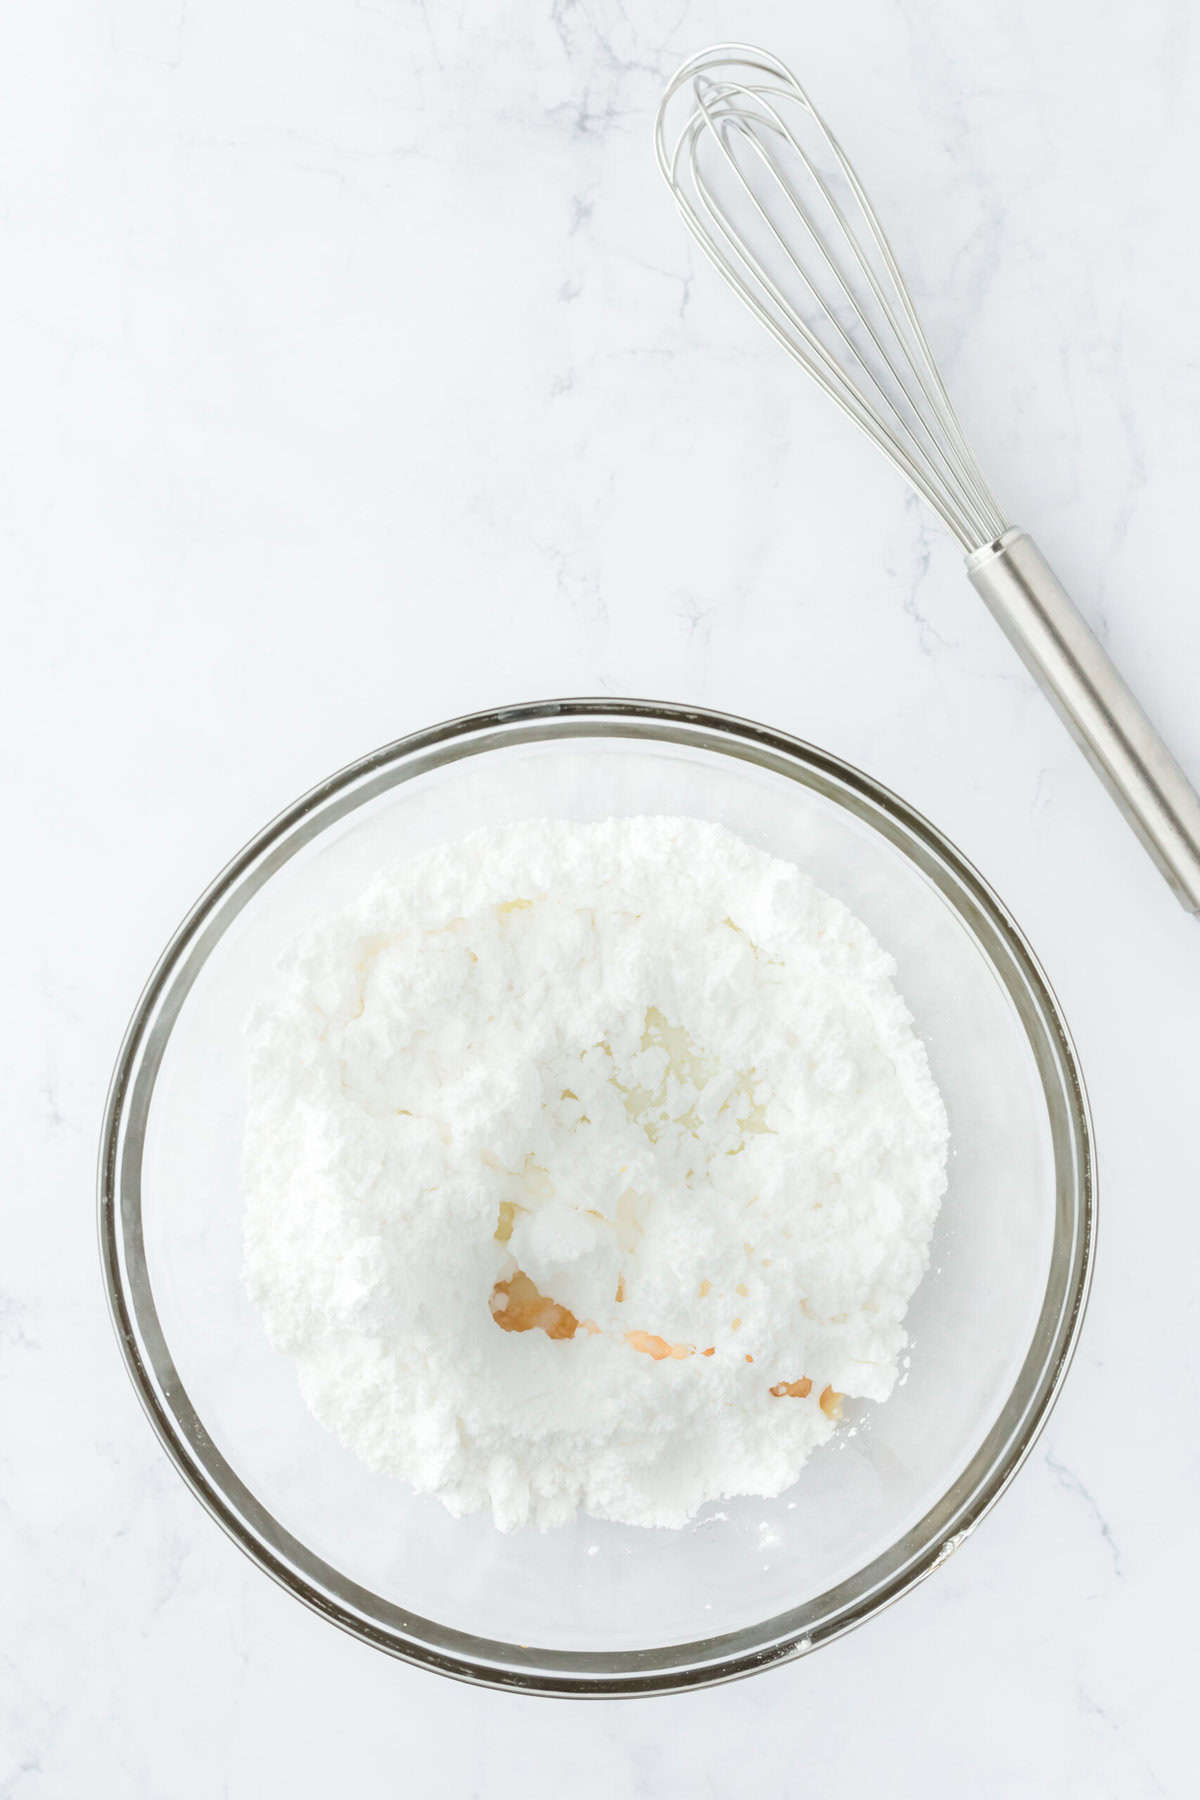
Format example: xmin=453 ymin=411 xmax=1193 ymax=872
xmin=243 ymin=817 xmax=948 ymax=1530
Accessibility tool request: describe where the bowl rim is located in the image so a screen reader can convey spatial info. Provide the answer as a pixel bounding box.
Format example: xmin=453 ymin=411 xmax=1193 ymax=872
xmin=98 ymin=697 xmax=1095 ymax=1697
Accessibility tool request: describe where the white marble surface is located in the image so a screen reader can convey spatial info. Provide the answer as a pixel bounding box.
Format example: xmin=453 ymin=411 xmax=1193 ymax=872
xmin=4 ymin=0 xmax=1199 ymax=1792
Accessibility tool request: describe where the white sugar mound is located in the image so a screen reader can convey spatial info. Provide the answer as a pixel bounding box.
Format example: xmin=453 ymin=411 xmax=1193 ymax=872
xmin=243 ymin=818 xmax=948 ymax=1531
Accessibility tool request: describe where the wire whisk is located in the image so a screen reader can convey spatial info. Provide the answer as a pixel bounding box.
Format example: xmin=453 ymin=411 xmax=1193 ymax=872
xmin=655 ymin=43 xmax=1200 ymax=914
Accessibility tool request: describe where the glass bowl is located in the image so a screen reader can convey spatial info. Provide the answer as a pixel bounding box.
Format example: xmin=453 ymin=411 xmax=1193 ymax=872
xmin=99 ymin=699 xmax=1094 ymax=1696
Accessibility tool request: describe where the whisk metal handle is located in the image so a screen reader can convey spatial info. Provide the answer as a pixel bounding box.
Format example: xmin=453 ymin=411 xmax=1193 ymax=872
xmin=968 ymin=530 xmax=1200 ymax=913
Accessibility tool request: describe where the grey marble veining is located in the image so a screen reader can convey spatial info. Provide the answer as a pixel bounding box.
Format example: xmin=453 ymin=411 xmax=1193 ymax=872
xmin=2 ymin=1 xmax=1198 ymax=1794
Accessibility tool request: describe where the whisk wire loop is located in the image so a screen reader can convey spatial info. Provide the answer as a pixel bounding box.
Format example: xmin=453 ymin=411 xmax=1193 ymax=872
xmin=656 ymin=45 xmax=1007 ymax=549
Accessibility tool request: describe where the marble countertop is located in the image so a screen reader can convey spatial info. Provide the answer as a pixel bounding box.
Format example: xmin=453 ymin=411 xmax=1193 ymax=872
xmin=4 ymin=1 xmax=1198 ymax=1793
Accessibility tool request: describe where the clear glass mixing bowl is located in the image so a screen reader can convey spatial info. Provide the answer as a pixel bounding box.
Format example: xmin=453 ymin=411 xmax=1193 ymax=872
xmin=99 ymin=700 xmax=1094 ymax=1695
